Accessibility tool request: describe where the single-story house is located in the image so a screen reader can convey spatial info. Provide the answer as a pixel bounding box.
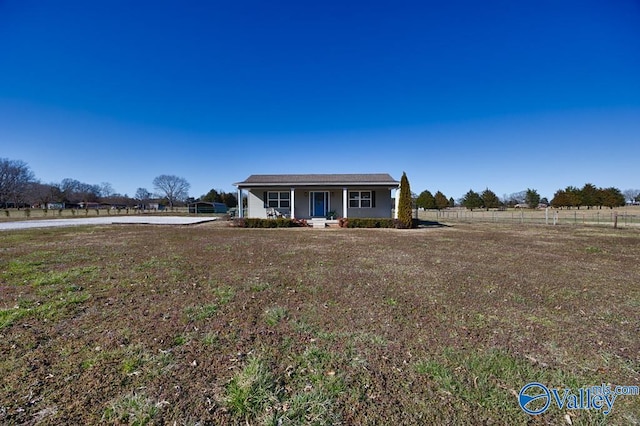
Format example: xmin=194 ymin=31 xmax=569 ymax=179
xmin=147 ymin=203 xmax=166 ymax=211
xmin=234 ymin=173 xmax=400 ymax=219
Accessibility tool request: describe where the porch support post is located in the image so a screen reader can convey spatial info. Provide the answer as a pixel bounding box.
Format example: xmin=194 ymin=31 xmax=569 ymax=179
xmin=290 ymin=187 xmax=295 ymax=219
xmin=342 ymin=187 xmax=348 ymax=218
xmin=237 ymin=188 xmax=243 ymax=218
xmin=394 ymin=186 xmax=400 ymax=219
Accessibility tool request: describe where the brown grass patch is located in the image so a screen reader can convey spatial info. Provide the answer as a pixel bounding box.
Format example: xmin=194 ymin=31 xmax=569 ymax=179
xmin=0 ymin=222 xmax=638 ymax=424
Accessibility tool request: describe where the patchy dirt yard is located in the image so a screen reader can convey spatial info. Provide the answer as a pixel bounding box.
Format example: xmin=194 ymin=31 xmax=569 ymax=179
xmin=1 ymin=222 xmax=638 ymax=425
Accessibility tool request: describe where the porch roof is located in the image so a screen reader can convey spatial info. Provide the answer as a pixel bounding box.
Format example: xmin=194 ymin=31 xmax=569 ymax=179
xmin=234 ymin=173 xmax=399 ymax=188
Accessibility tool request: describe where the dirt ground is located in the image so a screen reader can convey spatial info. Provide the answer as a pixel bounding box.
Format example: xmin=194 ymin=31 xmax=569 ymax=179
xmin=1 ymin=221 xmax=638 ymax=424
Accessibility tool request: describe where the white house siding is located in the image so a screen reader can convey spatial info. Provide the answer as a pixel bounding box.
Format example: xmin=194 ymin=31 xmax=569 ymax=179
xmin=247 ymin=189 xmax=280 ymax=218
xmin=246 ymin=190 xmax=264 ymax=218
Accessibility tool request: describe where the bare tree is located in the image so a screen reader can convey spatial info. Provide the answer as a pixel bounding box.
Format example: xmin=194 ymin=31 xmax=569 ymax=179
xmin=59 ymin=178 xmax=100 ymax=203
xmin=623 ymin=189 xmax=639 ymax=204
xmin=0 ymin=158 xmax=36 ymax=207
xmin=504 ymin=190 xmax=526 ymax=207
xmin=25 ymin=182 xmax=57 ymax=208
xmin=152 ymin=175 xmax=190 ymax=209
xmin=135 ymin=187 xmax=152 ymax=209
xmin=100 ymin=182 xmax=115 ymax=198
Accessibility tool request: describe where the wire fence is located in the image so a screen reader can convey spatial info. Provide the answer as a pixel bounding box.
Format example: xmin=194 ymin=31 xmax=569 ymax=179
xmin=0 ymin=206 xmax=193 ymax=221
xmin=418 ymin=207 xmax=640 ymax=229
xmin=5 ymin=206 xmax=639 ymax=229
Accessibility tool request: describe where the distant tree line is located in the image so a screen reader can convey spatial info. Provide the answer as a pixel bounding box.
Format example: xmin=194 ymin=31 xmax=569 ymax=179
xmin=415 ymin=190 xmax=455 ymax=210
xmin=550 ymin=184 xmax=627 ymax=209
xmin=415 ymin=184 xmax=635 ymax=211
xmin=197 ymin=188 xmax=239 ymax=208
xmin=1 ymin=157 xmax=634 ymax=212
xmin=453 ymin=188 xmax=545 ymax=211
xmin=0 ymin=157 xmax=237 ymax=209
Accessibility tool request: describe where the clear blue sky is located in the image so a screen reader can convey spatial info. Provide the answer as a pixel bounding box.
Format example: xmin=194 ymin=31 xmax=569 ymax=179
xmin=1 ymin=0 xmax=639 ymax=201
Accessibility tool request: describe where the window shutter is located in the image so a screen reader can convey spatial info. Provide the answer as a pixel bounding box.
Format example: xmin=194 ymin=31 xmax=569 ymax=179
xmin=372 ymin=191 xmax=376 ymax=208
xmin=263 ymin=192 xmax=267 ymax=208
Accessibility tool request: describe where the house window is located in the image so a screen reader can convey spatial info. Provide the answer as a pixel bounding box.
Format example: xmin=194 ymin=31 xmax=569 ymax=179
xmin=349 ymin=191 xmax=372 ymax=208
xmin=267 ymin=191 xmax=290 ymax=208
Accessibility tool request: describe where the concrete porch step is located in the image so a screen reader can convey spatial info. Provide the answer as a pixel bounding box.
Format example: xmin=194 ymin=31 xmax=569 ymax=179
xmin=310 ymin=218 xmax=327 ymax=229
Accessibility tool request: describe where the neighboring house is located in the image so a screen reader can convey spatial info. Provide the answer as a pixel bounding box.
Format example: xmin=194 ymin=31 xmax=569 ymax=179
xmin=46 ymin=202 xmax=65 ymax=210
xmin=147 ymin=203 xmax=166 ymax=211
xmin=234 ymin=173 xmax=399 ymax=219
xmin=78 ymin=202 xmax=102 ymax=209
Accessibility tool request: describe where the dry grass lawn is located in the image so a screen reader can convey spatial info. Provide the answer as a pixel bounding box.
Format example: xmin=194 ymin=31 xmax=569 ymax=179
xmin=1 ymin=221 xmax=638 ymax=424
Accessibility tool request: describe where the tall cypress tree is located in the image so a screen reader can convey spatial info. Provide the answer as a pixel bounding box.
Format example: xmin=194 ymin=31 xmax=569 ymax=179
xmin=397 ymin=172 xmax=413 ymax=228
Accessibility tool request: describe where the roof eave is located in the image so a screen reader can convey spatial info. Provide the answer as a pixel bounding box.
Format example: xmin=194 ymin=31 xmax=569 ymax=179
xmin=235 ymin=181 xmax=399 ymax=188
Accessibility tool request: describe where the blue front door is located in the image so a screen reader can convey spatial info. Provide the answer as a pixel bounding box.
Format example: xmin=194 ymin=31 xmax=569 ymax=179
xmin=312 ymin=192 xmax=327 ymax=217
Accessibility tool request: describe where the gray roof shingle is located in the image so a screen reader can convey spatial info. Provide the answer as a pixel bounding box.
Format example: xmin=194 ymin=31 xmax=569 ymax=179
xmin=235 ymin=173 xmax=399 ymax=187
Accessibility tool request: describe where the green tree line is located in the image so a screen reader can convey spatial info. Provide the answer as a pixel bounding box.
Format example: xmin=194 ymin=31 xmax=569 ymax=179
xmin=415 ymin=189 xmax=455 ymax=210
xmin=416 ymin=183 xmax=631 ymax=211
xmin=550 ymin=184 xmax=626 ymax=209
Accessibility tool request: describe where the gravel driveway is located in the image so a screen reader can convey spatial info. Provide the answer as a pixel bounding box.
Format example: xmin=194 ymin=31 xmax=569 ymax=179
xmin=0 ymin=216 xmax=218 ymax=231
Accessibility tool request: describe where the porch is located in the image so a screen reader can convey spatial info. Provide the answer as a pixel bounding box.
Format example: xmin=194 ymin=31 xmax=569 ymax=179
xmin=258 ymin=189 xmax=346 ymax=220
xmin=243 ymin=188 xmax=389 ymax=220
